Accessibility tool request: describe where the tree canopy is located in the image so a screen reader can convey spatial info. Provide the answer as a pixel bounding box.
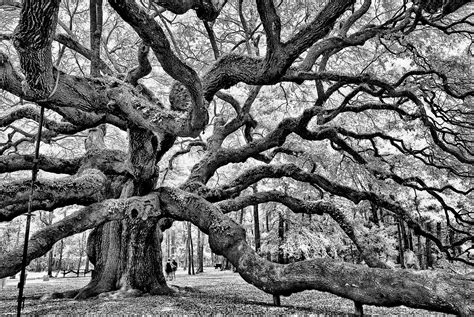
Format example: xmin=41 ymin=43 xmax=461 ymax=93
xmin=0 ymin=0 xmax=473 ymax=315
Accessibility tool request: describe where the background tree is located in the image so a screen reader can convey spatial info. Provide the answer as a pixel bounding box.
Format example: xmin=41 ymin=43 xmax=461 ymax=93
xmin=0 ymin=0 xmax=473 ymax=315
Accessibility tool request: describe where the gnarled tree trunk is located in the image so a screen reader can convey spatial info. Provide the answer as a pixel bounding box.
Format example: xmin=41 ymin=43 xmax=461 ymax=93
xmin=72 ymin=127 xmax=171 ymax=299
xmin=77 ymin=217 xmax=169 ymax=299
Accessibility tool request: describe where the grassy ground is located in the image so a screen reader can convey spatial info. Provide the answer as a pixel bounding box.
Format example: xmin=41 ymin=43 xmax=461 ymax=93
xmin=0 ymin=268 xmax=451 ymax=316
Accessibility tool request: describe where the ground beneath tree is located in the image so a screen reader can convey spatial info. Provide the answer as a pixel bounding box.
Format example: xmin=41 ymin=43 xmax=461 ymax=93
xmin=0 ymin=268 xmax=452 ymax=315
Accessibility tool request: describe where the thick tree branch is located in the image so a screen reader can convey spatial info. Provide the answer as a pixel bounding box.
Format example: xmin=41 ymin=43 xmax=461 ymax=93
xmin=12 ymin=0 xmax=60 ymax=98
xmin=216 ymin=191 xmax=389 ymax=269
xmin=339 ymin=0 xmax=371 ymax=37
xmin=158 ymin=187 xmax=473 ymax=315
xmin=204 ymin=163 xmax=468 ymax=261
xmin=0 ymin=187 xmax=471 ymax=314
xmin=0 ymin=169 xmax=107 ymax=222
xmin=0 ymin=153 xmax=80 ymax=174
xmin=89 ymin=0 xmax=103 ymax=77
xmin=108 ymin=0 xmax=208 ymax=137
xmin=0 ymin=52 xmax=204 ymax=137
xmin=0 ymin=104 xmax=86 ymax=135
xmin=55 ymin=33 xmax=113 ymax=75
xmin=0 ymin=52 xmax=126 ymax=129
xmin=202 ymin=0 xmax=355 ymax=99
xmin=125 ymin=44 xmax=152 ymax=86
xmin=256 ymin=0 xmax=281 ymax=54
xmin=153 ymin=0 xmax=227 ymax=21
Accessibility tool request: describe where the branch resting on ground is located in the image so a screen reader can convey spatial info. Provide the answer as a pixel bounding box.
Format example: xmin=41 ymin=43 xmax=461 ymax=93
xmin=0 ymin=187 xmax=471 ymax=315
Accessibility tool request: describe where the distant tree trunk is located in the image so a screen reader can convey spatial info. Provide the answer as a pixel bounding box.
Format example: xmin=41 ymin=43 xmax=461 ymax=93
xmin=165 ymin=230 xmax=171 ymax=260
xmin=426 ymin=221 xmax=434 ymax=268
xmin=449 ymin=228 xmax=461 ymax=255
xmin=265 ymin=208 xmax=270 ymax=232
xmin=44 ymin=212 xmax=54 ymax=276
xmin=284 ymin=210 xmax=289 ymax=264
xmin=47 ymin=249 xmax=53 ymax=277
xmin=187 ymin=222 xmax=195 ymax=275
xmin=197 ymin=229 xmax=204 ymax=273
xmin=170 ymin=229 xmax=176 ymax=258
xmin=84 ymin=256 xmax=90 ymax=273
xmin=407 ymin=227 xmax=414 ymax=251
xmin=77 ymin=234 xmax=84 ymax=276
xmin=400 ymin=220 xmax=409 ymax=251
xmin=184 ymin=222 xmax=189 ymax=270
xmin=417 ymin=234 xmax=425 ymax=269
xmin=278 ymin=211 xmax=285 ymax=264
xmin=253 ymin=203 xmax=261 ymax=253
xmin=397 ymin=220 xmax=405 ymax=268
xmin=54 ymin=239 xmax=64 ymax=277
xmin=436 ymin=222 xmax=442 ymax=242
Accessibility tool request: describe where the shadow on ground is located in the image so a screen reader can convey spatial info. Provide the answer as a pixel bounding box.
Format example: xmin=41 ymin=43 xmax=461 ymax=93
xmin=0 ymin=269 xmax=451 ymax=315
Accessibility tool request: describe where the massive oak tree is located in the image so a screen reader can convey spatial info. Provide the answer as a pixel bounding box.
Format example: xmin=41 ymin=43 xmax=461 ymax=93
xmin=0 ymin=0 xmax=473 ymax=315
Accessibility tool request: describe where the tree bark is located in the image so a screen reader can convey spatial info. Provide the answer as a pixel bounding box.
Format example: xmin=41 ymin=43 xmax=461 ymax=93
xmin=78 ymin=216 xmax=169 ymax=298
xmin=74 ymin=127 xmax=170 ymax=299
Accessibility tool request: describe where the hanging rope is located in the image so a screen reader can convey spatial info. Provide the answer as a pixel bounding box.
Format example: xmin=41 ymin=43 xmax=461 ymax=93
xmin=16 ymin=42 xmax=63 ymax=315
xmin=16 ymin=104 xmax=45 ymax=316
xmin=16 ymin=66 xmax=61 ymax=316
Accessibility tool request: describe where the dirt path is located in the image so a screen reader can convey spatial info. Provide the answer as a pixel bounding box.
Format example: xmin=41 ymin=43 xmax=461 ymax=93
xmin=0 ymin=268 xmax=450 ymax=315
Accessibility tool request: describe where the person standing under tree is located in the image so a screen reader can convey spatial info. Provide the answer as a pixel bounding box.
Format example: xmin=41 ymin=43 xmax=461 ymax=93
xmin=171 ymin=258 xmax=177 ymax=280
xmin=165 ymin=259 xmax=173 ymax=281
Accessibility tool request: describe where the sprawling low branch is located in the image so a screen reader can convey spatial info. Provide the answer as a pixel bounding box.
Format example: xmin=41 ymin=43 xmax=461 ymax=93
xmin=0 ymin=193 xmax=159 ymax=278
xmin=1 ymin=187 xmax=471 ymax=314
xmin=216 ymin=191 xmax=389 ymax=269
xmin=158 ymin=187 xmax=473 ymax=316
xmin=0 ymin=168 xmax=107 ymax=222
xmin=205 ymin=163 xmax=468 ymax=259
